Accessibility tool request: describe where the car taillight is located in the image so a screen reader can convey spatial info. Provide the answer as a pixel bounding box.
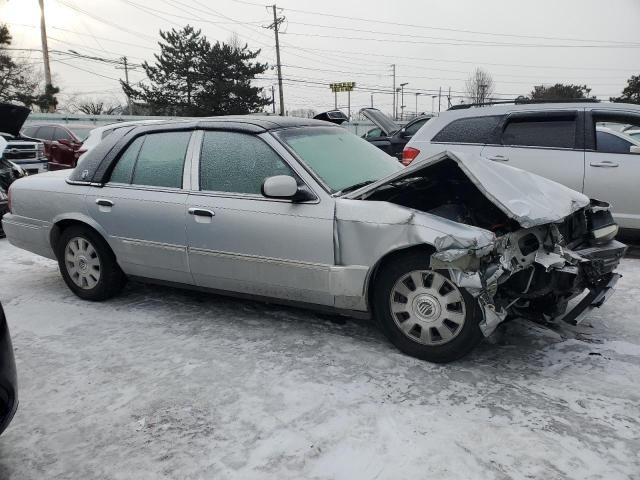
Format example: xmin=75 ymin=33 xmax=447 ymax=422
xmin=401 ymin=147 xmax=420 ymax=166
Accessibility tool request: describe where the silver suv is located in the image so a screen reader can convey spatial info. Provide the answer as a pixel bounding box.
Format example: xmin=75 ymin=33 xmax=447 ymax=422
xmin=405 ymin=102 xmax=640 ymax=230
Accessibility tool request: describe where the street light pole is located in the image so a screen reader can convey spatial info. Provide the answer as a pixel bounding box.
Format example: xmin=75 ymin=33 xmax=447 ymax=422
xmin=415 ymin=92 xmax=420 ymax=116
xmin=400 ymin=82 xmax=408 ymax=121
xmin=395 ymin=88 xmax=400 ymax=120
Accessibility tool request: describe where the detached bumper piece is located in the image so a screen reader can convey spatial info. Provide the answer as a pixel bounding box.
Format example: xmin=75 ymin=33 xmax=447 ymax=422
xmin=562 ymin=272 xmax=621 ymax=326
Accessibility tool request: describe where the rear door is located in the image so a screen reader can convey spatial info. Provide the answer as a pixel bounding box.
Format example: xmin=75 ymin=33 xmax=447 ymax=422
xmin=481 ymin=110 xmax=585 ymax=192
xmin=86 ymin=130 xmax=195 ymax=284
xmin=584 ymin=110 xmax=640 ymax=229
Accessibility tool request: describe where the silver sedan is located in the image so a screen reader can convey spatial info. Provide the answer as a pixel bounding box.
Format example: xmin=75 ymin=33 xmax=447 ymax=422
xmin=2 ymin=117 xmax=626 ymax=362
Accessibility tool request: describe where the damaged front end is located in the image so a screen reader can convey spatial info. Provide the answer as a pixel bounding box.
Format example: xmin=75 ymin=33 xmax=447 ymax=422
xmin=343 ymin=151 xmax=626 ymax=336
xmin=431 ymin=204 xmax=626 ymax=335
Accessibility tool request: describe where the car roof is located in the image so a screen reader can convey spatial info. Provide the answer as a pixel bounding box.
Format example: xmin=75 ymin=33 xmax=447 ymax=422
xmin=439 ymin=102 xmax=640 ymax=120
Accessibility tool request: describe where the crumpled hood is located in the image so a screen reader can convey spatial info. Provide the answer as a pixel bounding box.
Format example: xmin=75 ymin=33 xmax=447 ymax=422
xmin=343 ymin=151 xmax=590 ymax=228
xmin=0 ymin=103 xmax=31 ymax=137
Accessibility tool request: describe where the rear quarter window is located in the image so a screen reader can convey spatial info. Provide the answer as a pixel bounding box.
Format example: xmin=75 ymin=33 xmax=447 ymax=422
xmin=431 ymin=115 xmax=502 ymax=144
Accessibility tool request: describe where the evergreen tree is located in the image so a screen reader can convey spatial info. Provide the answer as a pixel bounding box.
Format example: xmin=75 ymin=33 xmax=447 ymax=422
xmin=610 ymin=75 xmax=640 ymax=105
xmin=124 ymin=26 xmax=270 ymax=116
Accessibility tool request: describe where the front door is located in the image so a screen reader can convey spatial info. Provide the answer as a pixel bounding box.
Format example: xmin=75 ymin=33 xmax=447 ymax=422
xmin=186 ymin=130 xmax=335 ymax=305
xmin=481 ymin=110 xmax=585 ymax=192
xmin=584 ymin=110 xmax=640 ymax=229
xmin=86 ymin=130 xmax=194 ymax=284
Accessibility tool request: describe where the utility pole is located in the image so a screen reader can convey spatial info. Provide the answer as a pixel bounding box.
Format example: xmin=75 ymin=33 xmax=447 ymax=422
xmin=370 ymin=93 xmax=374 ymax=108
xmin=334 ymin=91 xmax=337 ymax=110
xmin=347 ymin=90 xmax=351 ymax=120
xmin=38 ymin=0 xmax=54 ymax=112
xmin=447 ymin=87 xmax=451 ymax=108
xmin=415 ymin=92 xmax=420 ymax=116
xmin=266 ymin=5 xmax=285 ymax=116
xmin=122 ymin=56 xmax=132 ymax=114
xmin=438 ymin=86 xmax=442 ymax=113
xmin=391 ymin=64 xmax=396 ymax=120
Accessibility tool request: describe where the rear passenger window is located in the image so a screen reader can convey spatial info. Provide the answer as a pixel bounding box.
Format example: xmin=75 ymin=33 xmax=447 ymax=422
xmin=54 ymin=127 xmax=73 ymax=142
xmin=432 ymin=115 xmax=502 ymax=144
xmin=200 ymin=131 xmax=294 ymax=194
xmin=36 ymin=126 xmax=55 ymax=140
xmin=109 ymin=132 xmax=191 ymax=188
xmin=502 ymin=116 xmax=576 ymax=149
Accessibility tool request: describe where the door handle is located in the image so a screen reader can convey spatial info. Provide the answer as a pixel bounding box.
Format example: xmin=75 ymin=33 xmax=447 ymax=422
xmin=488 ymin=155 xmax=509 ymax=162
xmin=589 ymin=161 xmax=619 ymax=168
xmin=188 ymin=208 xmax=215 ymax=217
xmin=96 ymin=199 xmax=114 ymax=207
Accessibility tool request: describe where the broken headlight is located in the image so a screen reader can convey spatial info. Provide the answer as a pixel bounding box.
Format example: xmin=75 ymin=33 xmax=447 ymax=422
xmin=589 ymin=203 xmax=618 ymax=244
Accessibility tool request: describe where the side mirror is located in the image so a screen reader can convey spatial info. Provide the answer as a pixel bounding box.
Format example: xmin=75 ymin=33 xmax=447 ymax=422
xmin=630 ymin=145 xmax=640 ymax=154
xmin=262 ymin=175 xmax=298 ymax=199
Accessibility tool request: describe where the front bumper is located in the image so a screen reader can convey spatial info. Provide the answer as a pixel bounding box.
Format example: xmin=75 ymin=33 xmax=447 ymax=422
xmin=562 ymin=272 xmax=621 ymax=325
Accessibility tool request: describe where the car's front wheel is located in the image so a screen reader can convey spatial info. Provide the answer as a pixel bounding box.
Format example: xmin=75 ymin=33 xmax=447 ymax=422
xmin=57 ymin=226 xmax=126 ymax=301
xmin=373 ymin=251 xmax=483 ymax=363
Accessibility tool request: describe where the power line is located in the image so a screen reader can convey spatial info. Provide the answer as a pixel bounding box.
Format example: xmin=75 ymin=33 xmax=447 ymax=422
xmin=283 ymin=31 xmax=640 ymax=49
xmin=227 ymin=0 xmax=640 ymax=47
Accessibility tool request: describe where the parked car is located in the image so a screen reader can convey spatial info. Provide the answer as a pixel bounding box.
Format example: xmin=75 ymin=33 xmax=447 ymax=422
xmin=0 ymin=103 xmax=47 ymax=175
xmin=404 ymin=102 xmax=640 ymax=230
xmin=0 ymin=301 xmax=18 ymax=436
xmin=78 ymin=120 xmax=165 ymax=163
xmin=2 ymin=117 xmax=625 ymax=362
xmin=22 ymin=123 xmax=94 ymax=171
xmin=360 ymin=108 xmax=433 ymax=160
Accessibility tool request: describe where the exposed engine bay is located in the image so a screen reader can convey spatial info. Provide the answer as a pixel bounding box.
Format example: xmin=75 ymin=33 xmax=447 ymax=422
xmin=359 ymin=157 xmax=626 ymax=335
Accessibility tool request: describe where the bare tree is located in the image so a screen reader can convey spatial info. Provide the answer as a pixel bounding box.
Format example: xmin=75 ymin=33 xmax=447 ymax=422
xmin=465 ymin=68 xmax=495 ymax=105
xmin=227 ymin=32 xmax=242 ymax=52
xmin=67 ymin=97 xmax=124 ymax=115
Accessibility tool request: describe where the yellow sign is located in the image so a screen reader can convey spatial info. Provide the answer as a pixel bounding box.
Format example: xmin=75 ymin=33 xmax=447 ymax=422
xmin=329 ymin=82 xmax=356 ymax=93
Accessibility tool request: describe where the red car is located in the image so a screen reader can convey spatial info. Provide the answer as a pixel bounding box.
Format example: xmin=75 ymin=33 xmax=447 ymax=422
xmin=21 ymin=124 xmax=94 ymax=171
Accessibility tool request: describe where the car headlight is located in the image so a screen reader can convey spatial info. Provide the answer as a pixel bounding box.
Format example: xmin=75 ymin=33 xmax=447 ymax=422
xmin=592 ymin=224 xmax=619 ymax=243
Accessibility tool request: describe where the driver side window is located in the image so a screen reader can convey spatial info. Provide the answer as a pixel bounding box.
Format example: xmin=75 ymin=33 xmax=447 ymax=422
xmin=199 ymin=131 xmax=294 ymax=195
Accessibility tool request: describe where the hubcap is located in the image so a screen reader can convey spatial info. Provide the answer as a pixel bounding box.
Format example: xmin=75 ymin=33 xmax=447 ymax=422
xmin=65 ymin=237 xmax=101 ymax=290
xmin=389 ymin=270 xmax=466 ymax=346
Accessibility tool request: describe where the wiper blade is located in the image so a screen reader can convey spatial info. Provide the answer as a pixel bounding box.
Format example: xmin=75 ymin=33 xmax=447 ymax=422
xmin=333 ymin=180 xmax=376 ymax=196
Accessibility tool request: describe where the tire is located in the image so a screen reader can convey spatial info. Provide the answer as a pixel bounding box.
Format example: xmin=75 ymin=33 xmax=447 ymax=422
xmin=56 ymin=225 xmax=126 ymax=301
xmin=372 ymin=250 xmax=483 ymax=363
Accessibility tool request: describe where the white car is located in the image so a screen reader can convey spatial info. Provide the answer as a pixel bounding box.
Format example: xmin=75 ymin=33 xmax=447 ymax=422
xmin=79 ymin=120 xmax=164 ymax=162
xmin=404 ymin=102 xmax=640 ymax=230
xmin=623 ymin=128 xmax=640 ymax=140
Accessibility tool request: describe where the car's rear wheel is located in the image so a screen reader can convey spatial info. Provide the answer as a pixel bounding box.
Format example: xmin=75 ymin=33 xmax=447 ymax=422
xmin=373 ymin=251 xmax=483 ymax=363
xmin=56 ymin=226 xmax=126 ymax=301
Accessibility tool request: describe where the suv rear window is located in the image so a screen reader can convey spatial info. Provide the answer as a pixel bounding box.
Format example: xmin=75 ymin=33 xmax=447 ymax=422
xmin=432 ymin=115 xmax=501 ymax=144
xmin=502 ymin=116 xmax=577 ymax=149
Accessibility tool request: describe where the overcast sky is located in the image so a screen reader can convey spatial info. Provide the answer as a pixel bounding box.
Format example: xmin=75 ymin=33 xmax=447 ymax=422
xmin=2 ymin=0 xmax=640 ymax=116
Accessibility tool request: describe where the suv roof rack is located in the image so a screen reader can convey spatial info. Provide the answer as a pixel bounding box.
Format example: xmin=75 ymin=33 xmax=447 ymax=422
xmin=448 ymin=98 xmax=601 ymax=111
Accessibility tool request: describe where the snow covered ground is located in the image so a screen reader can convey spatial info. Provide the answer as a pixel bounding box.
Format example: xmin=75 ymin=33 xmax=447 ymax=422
xmin=0 ymin=238 xmax=638 ymax=480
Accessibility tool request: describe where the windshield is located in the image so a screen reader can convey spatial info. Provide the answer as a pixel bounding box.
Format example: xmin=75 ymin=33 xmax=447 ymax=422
xmin=276 ymin=126 xmax=401 ymax=193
